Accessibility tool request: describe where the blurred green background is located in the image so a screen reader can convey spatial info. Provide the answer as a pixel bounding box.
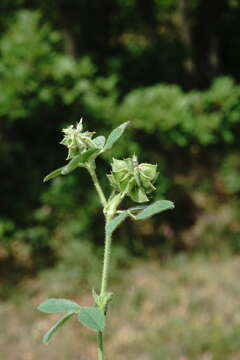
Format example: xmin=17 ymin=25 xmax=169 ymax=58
xmin=1 ymin=1 xmax=240 ymax=359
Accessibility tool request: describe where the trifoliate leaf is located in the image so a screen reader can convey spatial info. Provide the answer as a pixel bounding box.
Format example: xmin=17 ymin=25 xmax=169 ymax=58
xmin=61 ymin=155 xmax=82 ymax=175
xmin=106 ymin=211 xmax=128 ymax=237
xmin=38 ymin=298 xmax=81 ymax=313
xmin=104 ymin=122 xmax=129 ymax=151
xmin=93 ymin=136 xmax=106 ymax=149
xmin=135 ymin=200 xmax=174 ymax=220
xmin=127 ymin=205 xmax=148 ymax=212
xmin=43 ymin=167 xmax=65 ymax=182
xmin=77 ymin=307 xmax=105 ymax=331
xmin=81 ymin=148 xmax=98 ymax=162
xmin=43 ymin=312 xmax=75 ymax=343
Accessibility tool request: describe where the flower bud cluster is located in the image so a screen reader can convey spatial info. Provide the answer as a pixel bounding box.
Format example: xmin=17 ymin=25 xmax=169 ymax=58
xmin=107 ymin=155 xmax=158 ymax=203
xmin=60 ymin=119 xmax=96 ymax=159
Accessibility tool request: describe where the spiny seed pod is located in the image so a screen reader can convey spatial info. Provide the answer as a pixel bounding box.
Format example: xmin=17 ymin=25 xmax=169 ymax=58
xmin=107 ymin=155 xmax=158 ymax=203
xmin=60 ymin=119 xmax=96 ymax=159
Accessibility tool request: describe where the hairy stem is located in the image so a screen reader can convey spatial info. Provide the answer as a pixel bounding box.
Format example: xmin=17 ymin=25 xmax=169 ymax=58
xmin=88 ymin=163 xmax=111 ymax=360
xmin=88 ymin=163 xmax=123 ymax=360
xmin=101 ymin=219 xmax=112 ymax=296
xmin=97 ymin=331 xmax=104 ymax=360
xmin=88 ymin=163 xmax=107 ymax=207
xmin=97 ymin=218 xmax=112 ymax=360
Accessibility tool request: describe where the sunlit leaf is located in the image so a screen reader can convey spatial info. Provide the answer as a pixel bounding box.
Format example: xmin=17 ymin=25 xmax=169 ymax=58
xmin=77 ymin=307 xmax=105 ymax=331
xmin=43 ymin=312 xmax=75 ymax=343
xmin=127 ymin=205 xmax=148 ymax=212
xmin=106 ymin=211 xmax=128 ymax=237
xmin=43 ymin=167 xmax=65 ymax=182
xmin=93 ymin=136 xmax=105 ymax=148
xmin=104 ymin=122 xmax=129 ymax=151
xmin=81 ymin=148 xmax=98 ymax=162
xmin=38 ymin=298 xmax=81 ymax=313
xmin=135 ymin=200 xmax=174 ymax=220
xmin=61 ymin=155 xmax=82 ymax=175
xmin=61 ymin=149 xmax=98 ymax=175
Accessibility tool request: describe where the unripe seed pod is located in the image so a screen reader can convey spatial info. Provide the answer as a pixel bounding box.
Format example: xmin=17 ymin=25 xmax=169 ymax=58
xmin=60 ymin=119 xmax=96 ymax=159
xmin=107 ymin=155 xmax=158 ymax=203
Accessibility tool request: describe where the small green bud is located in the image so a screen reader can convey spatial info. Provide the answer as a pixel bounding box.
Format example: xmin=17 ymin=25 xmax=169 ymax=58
xmin=107 ymin=155 xmax=158 ymax=203
xmin=60 ymin=118 xmax=96 ymax=160
xmin=92 ymin=289 xmax=113 ymax=312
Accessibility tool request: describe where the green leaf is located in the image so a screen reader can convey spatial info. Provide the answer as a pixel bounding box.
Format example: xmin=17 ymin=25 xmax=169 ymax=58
xmin=60 ymin=149 xmax=99 ymax=176
xmin=135 ymin=200 xmax=174 ymax=220
xmin=43 ymin=167 xmax=65 ymax=182
xmin=104 ymin=122 xmax=130 ymax=151
xmin=37 ymin=298 xmax=81 ymax=313
xmin=93 ymin=136 xmax=105 ymax=148
xmin=106 ymin=211 xmax=128 ymax=237
xmin=43 ymin=312 xmax=75 ymax=343
xmin=127 ymin=205 xmax=148 ymax=212
xmin=61 ymin=155 xmax=82 ymax=175
xmin=77 ymin=307 xmax=105 ymax=332
xmin=81 ymin=148 xmax=98 ymax=162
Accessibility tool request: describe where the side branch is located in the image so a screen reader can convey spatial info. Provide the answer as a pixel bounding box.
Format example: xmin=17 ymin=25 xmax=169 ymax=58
xmin=88 ymin=163 xmax=107 ymax=208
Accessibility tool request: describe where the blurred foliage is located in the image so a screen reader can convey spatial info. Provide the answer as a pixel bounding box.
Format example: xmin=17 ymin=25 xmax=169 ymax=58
xmin=0 ymin=10 xmax=118 ymax=258
xmin=0 ymin=11 xmax=118 ymax=121
xmin=0 ymin=5 xmax=240 ymax=272
xmin=118 ymin=77 xmax=240 ymax=146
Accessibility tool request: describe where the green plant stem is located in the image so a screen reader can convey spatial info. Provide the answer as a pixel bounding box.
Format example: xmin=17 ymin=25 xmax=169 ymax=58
xmin=97 ymin=331 xmax=104 ymax=360
xmin=101 ymin=219 xmax=112 ymax=296
xmin=88 ymin=164 xmax=121 ymax=360
xmin=97 ymin=218 xmax=112 ymax=360
xmin=88 ymin=166 xmax=125 ymax=360
xmin=88 ymin=163 xmax=107 ymax=207
xmin=88 ymin=163 xmax=111 ymax=360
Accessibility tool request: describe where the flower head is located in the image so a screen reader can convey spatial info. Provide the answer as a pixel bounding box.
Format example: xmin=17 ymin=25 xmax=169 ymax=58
xmin=107 ymin=155 xmax=158 ymax=202
xmin=60 ymin=119 xmax=95 ymax=159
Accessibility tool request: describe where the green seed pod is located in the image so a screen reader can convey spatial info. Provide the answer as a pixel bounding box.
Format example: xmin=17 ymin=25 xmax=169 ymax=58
xmin=60 ymin=119 xmax=96 ymax=159
xmin=107 ymin=155 xmax=158 ymax=203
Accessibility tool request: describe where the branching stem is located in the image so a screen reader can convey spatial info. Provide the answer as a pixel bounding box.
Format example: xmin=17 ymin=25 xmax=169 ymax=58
xmin=88 ymin=163 xmax=125 ymax=360
xmin=101 ymin=219 xmax=112 ymax=296
xmin=88 ymin=163 xmax=114 ymax=360
xmin=96 ymin=218 xmax=112 ymax=360
xmin=88 ymin=163 xmax=107 ymax=208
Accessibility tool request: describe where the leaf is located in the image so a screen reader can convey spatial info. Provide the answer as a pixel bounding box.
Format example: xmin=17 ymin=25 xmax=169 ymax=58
xmin=93 ymin=136 xmax=105 ymax=148
xmin=81 ymin=148 xmax=98 ymax=162
xmin=127 ymin=205 xmax=148 ymax=212
xmin=77 ymin=307 xmax=105 ymax=332
xmin=106 ymin=211 xmax=128 ymax=237
xmin=43 ymin=167 xmax=65 ymax=182
xmin=61 ymin=149 xmax=98 ymax=176
xmin=38 ymin=298 xmax=81 ymax=313
xmin=43 ymin=312 xmax=75 ymax=343
xmin=61 ymin=155 xmax=82 ymax=175
xmin=104 ymin=122 xmax=130 ymax=151
xmin=135 ymin=200 xmax=175 ymax=220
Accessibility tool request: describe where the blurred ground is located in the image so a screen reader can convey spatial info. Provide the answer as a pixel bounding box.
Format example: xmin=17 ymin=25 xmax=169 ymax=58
xmin=1 ymin=255 xmax=240 ymax=360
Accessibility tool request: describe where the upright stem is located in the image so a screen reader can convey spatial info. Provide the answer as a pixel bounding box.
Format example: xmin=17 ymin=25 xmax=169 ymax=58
xmin=88 ymin=163 xmax=111 ymax=360
xmin=97 ymin=217 xmax=112 ymax=360
xmin=100 ymin=219 xmax=112 ymax=296
xmin=97 ymin=331 xmax=104 ymax=360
